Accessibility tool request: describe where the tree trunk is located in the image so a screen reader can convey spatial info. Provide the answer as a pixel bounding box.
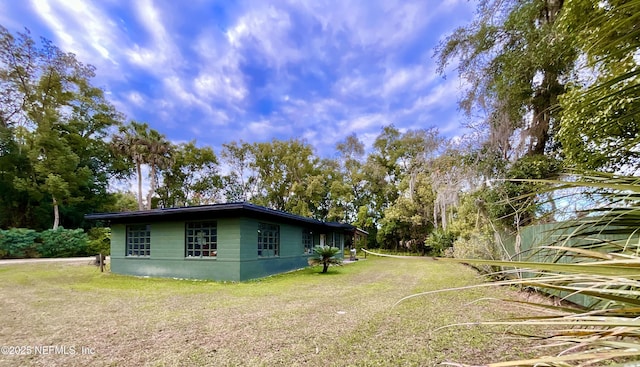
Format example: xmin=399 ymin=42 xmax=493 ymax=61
xmin=528 ymin=73 xmax=554 ymax=156
xmin=409 ymin=171 xmax=416 ymax=201
xmin=322 ymin=263 xmax=329 ymax=273
xmin=136 ymin=161 xmax=144 ymax=210
xmin=527 ymin=0 xmax=564 ymax=156
xmin=52 ymin=196 xmax=59 ymax=230
xmin=147 ymin=164 xmax=157 ymax=210
xmin=433 ymin=202 xmax=438 ymax=230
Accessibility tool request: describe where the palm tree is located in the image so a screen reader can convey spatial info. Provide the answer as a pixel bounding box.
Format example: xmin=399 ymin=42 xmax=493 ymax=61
xmin=144 ymin=129 xmax=173 ymax=209
xmin=111 ymin=121 xmax=172 ymax=210
xmin=111 ymin=121 xmax=150 ymax=210
xmin=308 ymin=246 xmax=342 ymax=273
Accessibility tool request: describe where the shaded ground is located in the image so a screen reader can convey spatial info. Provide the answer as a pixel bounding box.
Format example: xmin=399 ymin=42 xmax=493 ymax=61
xmin=0 ymin=257 xmax=547 ymax=366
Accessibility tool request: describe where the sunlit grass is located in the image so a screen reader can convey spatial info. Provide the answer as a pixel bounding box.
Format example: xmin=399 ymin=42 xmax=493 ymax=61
xmin=0 ymin=257 xmax=545 ymax=366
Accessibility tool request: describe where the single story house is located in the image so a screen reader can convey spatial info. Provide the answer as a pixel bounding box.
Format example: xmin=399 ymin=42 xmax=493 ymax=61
xmin=85 ymin=202 xmax=362 ymax=281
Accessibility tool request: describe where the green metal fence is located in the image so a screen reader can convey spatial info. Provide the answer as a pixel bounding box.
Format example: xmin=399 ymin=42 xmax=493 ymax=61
xmin=503 ymin=222 xmax=639 ymax=308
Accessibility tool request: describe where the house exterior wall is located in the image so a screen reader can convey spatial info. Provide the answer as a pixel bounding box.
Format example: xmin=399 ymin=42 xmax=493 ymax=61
xmin=110 ymin=219 xmax=241 ymax=281
xmin=239 ymin=218 xmax=310 ymax=280
xmin=109 ymin=216 xmax=347 ymax=281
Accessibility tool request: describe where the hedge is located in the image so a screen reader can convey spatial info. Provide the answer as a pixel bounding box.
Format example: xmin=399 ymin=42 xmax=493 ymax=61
xmin=0 ymin=227 xmax=110 ymax=259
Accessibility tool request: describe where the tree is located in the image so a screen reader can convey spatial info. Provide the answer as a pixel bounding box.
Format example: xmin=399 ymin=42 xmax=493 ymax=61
xmin=111 ymin=121 xmax=172 ymax=210
xmin=144 ymin=129 xmax=173 ymax=208
xmin=307 ymin=158 xmax=347 ymax=222
xmin=307 ymin=246 xmax=342 ymax=273
xmin=430 ymin=148 xmax=471 ymax=231
xmin=0 ymin=25 xmax=122 ymax=229
xmin=102 ymin=191 xmax=138 ymax=212
xmin=557 ymin=0 xmax=640 ymax=172
xmin=360 ymin=126 xmax=403 ymax=242
xmin=378 ymin=180 xmax=434 ymax=252
xmin=111 ymin=122 xmax=149 ymax=210
xmin=220 ymin=140 xmax=257 ymax=202
xmin=368 ymin=126 xmax=443 ymax=249
xmin=436 ymin=1 xmax=577 ymax=231
xmin=26 ymin=119 xmax=91 ymax=230
xmin=336 ymin=134 xmax=366 ymax=223
xmin=436 ymin=0 xmax=576 ymax=158
xmin=250 ymin=138 xmax=323 ymax=217
xmin=157 ymin=141 xmax=221 ymax=207
xmin=432 ymin=4 xmax=640 ymax=363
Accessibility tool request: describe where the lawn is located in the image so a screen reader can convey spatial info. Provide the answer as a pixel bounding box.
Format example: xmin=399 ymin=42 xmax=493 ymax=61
xmin=0 ymin=257 xmax=545 ymax=366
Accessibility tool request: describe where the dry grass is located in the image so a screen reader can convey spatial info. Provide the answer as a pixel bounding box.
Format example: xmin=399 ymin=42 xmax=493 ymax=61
xmin=0 ymin=257 xmax=547 ymax=366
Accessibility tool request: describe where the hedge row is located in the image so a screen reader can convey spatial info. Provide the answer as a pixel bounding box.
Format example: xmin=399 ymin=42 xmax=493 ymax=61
xmin=0 ymin=227 xmax=110 ymax=259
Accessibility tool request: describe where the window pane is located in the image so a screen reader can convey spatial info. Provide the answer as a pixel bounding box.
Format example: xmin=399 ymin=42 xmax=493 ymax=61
xmin=302 ymin=229 xmax=313 ymax=254
xmin=126 ymin=224 xmax=151 ymax=257
xmin=185 ymin=221 xmax=217 ymax=258
xmin=258 ymin=223 xmax=279 ymax=257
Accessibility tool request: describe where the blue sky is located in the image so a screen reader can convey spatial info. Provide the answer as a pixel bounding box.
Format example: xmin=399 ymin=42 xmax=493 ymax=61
xmin=1 ymin=0 xmax=474 ymax=158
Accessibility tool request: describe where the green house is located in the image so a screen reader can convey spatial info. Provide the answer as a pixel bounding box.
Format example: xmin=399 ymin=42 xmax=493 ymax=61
xmin=86 ymin=202 xmax=359 ymax=281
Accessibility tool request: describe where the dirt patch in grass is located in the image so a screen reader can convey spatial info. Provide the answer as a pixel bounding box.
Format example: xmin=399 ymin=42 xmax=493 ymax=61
xmin=1 ymin=257 xmax=549 ymax=366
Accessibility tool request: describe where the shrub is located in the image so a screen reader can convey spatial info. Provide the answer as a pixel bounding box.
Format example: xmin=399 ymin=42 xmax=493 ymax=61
xmin=0 ymin=228 xmax=39 ymax=258
xmin=424 ymin=229 xmax=457 ymax=256
xmin=87 ymin=227 xmax=111 ymax=255
xmin=452 ymin=233 xmax=502 ymax=274
xmin=308 ymin=246 xmax=342 ymax=273
xmin=38 ymin=228 xmax=89 ymax=258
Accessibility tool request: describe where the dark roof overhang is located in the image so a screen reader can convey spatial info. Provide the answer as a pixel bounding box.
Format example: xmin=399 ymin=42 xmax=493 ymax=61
xmin=85 ymin=202 xmax=355 ymax=231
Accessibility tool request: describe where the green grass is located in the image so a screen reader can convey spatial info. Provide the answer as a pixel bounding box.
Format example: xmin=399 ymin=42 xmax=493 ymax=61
xmin=0 ymin=258 xmax=546 ymax=366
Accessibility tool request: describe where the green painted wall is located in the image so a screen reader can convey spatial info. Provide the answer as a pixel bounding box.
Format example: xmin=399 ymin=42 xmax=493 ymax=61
xmin=239 ymin=218 xmax=310 ymax=280
xmin=110 ymin=223 xmax=125 ymax=259
xmin=109 ymin=216 xmax=349 ymax=281
xmin=111 ymin=220 xmax=241 ymax=281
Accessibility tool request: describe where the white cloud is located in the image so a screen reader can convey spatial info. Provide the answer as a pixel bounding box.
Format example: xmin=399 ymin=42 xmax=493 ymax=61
xmin=381 ymin=64 xmax=440 ymax=98
xmin=280 ymin=97 xmax=343 ymax=125
xmin=333 ymin=74 xmax=376 ymax=98
xmin=245 ymin=119 xmax=294 ymax=138
xmin=30 ymin=0 xmax=125 ymax=79
xmin=126 ymin=91 xmax=145 ymax=107
xmin=192 ymin=30 xmax=247 ymax=104
xmin=342 ymin=114 xmax=386 ymax=133
xmin=6 ymin=0 xmax=475 ymax=159
xmin=225 ymin=4 xmax=302 ymax=69
xmin=297 ymin=0 xmax=437 ymax=51
xmin=126 ymin=0 xmax=179 ymax=71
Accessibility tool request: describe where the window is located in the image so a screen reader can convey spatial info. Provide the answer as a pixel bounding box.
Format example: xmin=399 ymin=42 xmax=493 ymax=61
xmin=258 ymin=223 xmax=279 ymax=257
xmin=328 ymin=232 xmax=343 ymax=250
xmin=302 ymin=229 xmax=313 ymax=255
xmin=126 ymin=224 xmax=151 ymax=257
xmin=186 ymin=221 xmax=217 ymax=258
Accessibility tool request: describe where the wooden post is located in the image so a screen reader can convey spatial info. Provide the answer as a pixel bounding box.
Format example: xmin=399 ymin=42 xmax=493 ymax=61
xmin=99 ymin=253 xmax=105 ymax=272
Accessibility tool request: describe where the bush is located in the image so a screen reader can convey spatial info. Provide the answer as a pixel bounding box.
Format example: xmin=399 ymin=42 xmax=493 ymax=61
xmin=0 ymin=228 xmax=39 ymax=258
xmin=452 ymin=233 xmax=502 ymax=274
xmin=424 ymin=229 xmax=457 ymax=256
xmin=87 ymin=227 xmax=111 ymax=256
xmin=38 ymin=228 xmax=89 ymax=258
xmin=308 ymin=246 xmax=342 ymax=273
